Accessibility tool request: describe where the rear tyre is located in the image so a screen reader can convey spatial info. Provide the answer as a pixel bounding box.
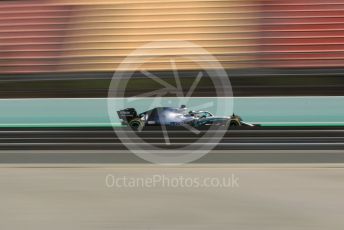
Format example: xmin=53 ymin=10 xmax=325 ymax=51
xmin=128 ymin=119 xmax=144 ymax=131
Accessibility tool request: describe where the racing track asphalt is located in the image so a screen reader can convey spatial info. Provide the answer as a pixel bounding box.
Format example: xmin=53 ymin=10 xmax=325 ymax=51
xmin=1 ymin=128 xmax=344 ymax=230
xmin=0 ymin=126 xmax=344 ymax=164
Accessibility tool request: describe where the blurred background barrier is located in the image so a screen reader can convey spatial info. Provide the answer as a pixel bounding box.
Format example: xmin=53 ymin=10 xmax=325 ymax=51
xmin=1 ymin=0 xmax=344 ymax=73
xmin=260 ymin=0 xmax=344 ymax=68
xmin=0 ymin=0 xmax=259 ymax=73
xmin=0 ymin=97 xmax=343 ymax=127
xmin=1 ymin=0 xmax=344 ymax=98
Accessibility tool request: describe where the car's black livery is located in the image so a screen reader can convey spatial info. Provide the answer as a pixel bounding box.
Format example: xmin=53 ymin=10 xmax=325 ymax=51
xmin=117 ymin=105 xmax=258 ymax=130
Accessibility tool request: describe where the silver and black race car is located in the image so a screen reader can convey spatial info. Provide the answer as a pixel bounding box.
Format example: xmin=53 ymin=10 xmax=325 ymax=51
xmin=117 ymin=105 xmax=259 ymax=130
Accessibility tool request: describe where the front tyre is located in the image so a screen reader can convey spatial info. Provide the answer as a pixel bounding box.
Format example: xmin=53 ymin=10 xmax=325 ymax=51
xmin=230 ymin=120 xmax=240 ymax=126
xmin=227 ymin=119 xmax=241 ymax=129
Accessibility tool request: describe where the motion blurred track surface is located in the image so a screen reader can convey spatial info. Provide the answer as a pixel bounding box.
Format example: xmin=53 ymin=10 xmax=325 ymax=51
xmin=0 ymin=127 xmax=344 ymax=164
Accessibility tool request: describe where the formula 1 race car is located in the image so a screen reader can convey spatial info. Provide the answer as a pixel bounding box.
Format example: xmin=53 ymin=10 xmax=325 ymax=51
xmin=117 ymin=105 xmax=258 ymax=130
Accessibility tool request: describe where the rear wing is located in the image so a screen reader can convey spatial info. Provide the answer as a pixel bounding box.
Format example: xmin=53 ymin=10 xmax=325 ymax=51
xmin=117 ymin=108 xmax=138 ymax=124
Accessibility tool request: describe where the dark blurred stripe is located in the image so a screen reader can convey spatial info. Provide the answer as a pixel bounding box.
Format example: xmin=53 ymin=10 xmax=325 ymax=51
xmin=1 ymin=127 xmax=344 ymax=164
xmin=0 ymin=68 xmax=343 ymax=97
